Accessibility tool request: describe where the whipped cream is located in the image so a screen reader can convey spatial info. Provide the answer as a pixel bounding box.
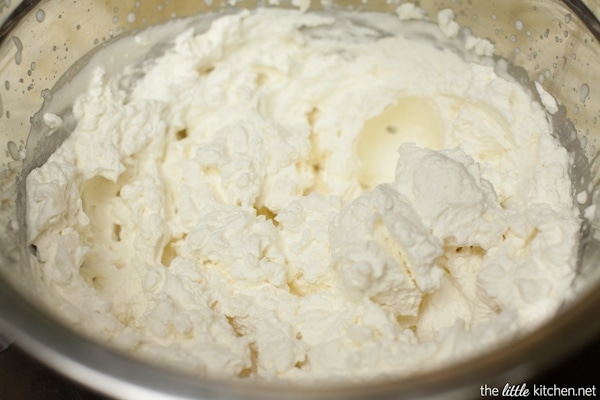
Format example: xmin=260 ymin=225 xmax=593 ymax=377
xmin=26 ymin=7 xmax=581 ymax=382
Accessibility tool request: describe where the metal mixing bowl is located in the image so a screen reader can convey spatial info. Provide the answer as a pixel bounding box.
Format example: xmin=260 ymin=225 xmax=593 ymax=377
xmin=1 ymin=0 xmax=600 ymax=399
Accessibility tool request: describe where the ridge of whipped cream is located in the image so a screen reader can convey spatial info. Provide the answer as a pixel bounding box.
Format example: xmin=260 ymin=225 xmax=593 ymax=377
xmin=26 ymin=6 xmax=581 ymax=382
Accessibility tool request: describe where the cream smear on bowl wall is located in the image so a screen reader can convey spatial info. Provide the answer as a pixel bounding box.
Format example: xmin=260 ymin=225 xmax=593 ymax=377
xmin=24 ymin=3 xmax=582 ymax=383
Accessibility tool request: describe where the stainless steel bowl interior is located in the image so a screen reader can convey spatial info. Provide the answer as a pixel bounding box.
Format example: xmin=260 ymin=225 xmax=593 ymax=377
xmin=1 ymin=0 xmax=600 ymax=399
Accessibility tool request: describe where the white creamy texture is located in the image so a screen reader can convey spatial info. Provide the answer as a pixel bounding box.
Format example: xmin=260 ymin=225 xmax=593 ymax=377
xmin=535 ymin=81 xmax=560 ymax=114
xmin=26 ymin=7 xmax=581 ymax=382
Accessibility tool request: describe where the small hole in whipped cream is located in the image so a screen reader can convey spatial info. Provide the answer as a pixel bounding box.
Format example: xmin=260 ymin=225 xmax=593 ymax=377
xmin=112 ymin=224 xmax=122 ymax=241
xmin=198 ymin=64 xmax=214 ymax=75
xmin=294 ymin=355 xmax=309 ymax=369
xmin=176 ymin=129 xmax=188 ymax=140
xmin=255 ymin=205 xmax=278 ymax=226
xmin=161 ymin=239 xmax=178 ymax=267
xmin=28 ymin=244 xmax=39 ymax=258
xmin=90 ymin=275 xmax=108 ymax=290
